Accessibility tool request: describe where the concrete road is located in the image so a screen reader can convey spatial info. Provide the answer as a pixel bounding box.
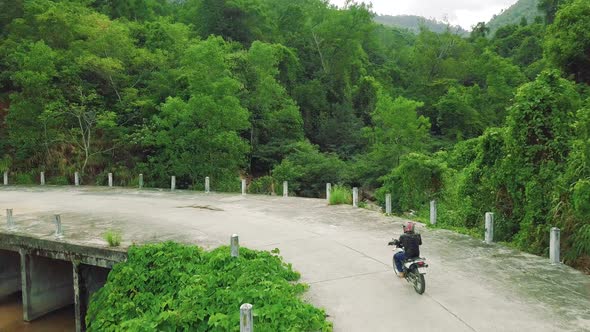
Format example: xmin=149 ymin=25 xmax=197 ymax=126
xmin=1 ymin=187 xmax=589 ymax=331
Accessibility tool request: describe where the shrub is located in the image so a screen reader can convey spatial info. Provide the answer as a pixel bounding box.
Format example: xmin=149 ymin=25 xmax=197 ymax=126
xmin=376 ymin=153 xmax=447 ymax=213
xmin=272 ymin=141 xmax=347 ymax=198
xmin=0 ymin=155 xmax=11 ymax=172
xmin=103 ymin=230 xmax=122 ymax=247
xmin=48 ymin=175 xmax=70 ymax=185
xmin=329 ymin=185 xmax=352 ymax=205
xmin=214 ymin=176 xmax=241 ymax=193
xmin=248 ymin=176 xmax=274 ymax=195
xmin=14 ymin=172 xmax=35 ymax=185
xmin=86 ymin=242 xmax=332 ymax=331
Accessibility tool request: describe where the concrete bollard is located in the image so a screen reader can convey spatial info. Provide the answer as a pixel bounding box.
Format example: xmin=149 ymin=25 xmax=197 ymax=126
xmin=241 ymin=179 xmax=246 ymax=195
xmin=283 ymin=181 xmax=288 ymax=197
xmin=40 ymin=172 xmax=45 ymax=186
xmin=385 ymin=193 xmax=392 ymax=215
xmin=231 ymin=234 xmax=239 ymax=257
xmin=54 ymin=214 xmax=63 ymax=239
xmin=485 ymin=212 xmax=494 ymax=244
xmin=430 ymin=200 xmax=437 ymax=225
xmin=74 ymin=172 xmax=80 ymax=186
xmin=205 ymin=177 xmax=210 ymax=193
xmin=139 ymin=174 xmax=143 ymax=189
xmin=108 ymin=173 xmax=113 ymax=187
xmin=353 ymin=187 xmax=359 ymax=208
xmin=326 ymin=183 xmax=331 ymax=202
xmin=171 ymin=176 xmax=176 ymax=191
xmin=550 ymin=227 xmax=560 ymax=264
xmin=240 ymin=303 xmax=254 ymax=332
xmin=6 ymin=209 xmax=14 ymax=229
xmin=3 ymin=171 xmax=7 ymax=185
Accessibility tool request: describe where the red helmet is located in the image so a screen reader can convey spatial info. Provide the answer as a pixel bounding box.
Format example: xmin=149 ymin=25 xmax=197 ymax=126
xmin=403 ymin=222 xmax=415 ymax=234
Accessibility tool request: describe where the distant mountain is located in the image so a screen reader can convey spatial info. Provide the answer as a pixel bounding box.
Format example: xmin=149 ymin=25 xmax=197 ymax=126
xmin=487 ymin=0 xmax=543 ymax=35
xmin=374 ymin=15 xmax=468 ymax=36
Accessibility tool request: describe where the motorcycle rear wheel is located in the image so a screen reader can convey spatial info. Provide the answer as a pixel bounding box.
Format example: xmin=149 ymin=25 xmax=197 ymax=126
xmin=410 ymin=270 xmax=426 ymax=294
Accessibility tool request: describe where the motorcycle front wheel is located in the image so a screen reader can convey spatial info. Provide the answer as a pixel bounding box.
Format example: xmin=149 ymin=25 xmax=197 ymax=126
xmin=410 ymin=270 xmax=426 ymax=294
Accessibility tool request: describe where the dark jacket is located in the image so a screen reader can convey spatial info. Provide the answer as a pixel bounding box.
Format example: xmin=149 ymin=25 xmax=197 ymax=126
xmin=398 ymin=233 xmax=422 ymax=258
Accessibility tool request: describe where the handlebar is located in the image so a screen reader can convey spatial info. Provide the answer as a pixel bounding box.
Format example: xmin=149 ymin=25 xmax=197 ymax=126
xmin=387 ymin=239 xmax=400 ymax=246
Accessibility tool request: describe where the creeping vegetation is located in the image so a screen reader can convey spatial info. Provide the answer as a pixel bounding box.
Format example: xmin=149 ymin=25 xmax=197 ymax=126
xmin=87 ymin=242 xmax=332 ymax=331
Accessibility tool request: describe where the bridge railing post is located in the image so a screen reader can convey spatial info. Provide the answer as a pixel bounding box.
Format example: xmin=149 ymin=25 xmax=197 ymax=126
xmin=54 ymin=214 xmax=63 ymax=239
xmin=3 ymin=171 xmax=8 ymax=186
xmin=326 ymin=183 xmax=331 ymax=202
xmin=171 ymin=176 xmax=176 ymax=191
xmin=241 ymin=179 xmax=246 ymax=195
xmin=40 ymin=172 xmax=45 ymax=186
xmin=550 ymin=227 xmax=560 ymax=264
xmin=430 ymin=200 xmax=437 ymax=225
xmin=283 ymin=181 xmax=288 ymax=197
xmin=352 ymin=187 xmax=359 ymax=208
xmin=385 ymin=193 xmax=392 ymax=215
xmin=7 ymin=209 xmax=14 ymax=229
xmin=240 ymin=303 xmax=253 ymax=332
xmin=231 ymin=234 xmax=239 ymax=258
xmin=74 ymin=172 xmax=80 ymax=186
xmin=485 ymin=212 xmax=494 ymax=244
xmin=139 ymin=174 xmax=143 ymax=189
xmin=205 ymin=177 xmax=210 ymax=193
xmin=108 ymin=173 xmax=113 ymax=187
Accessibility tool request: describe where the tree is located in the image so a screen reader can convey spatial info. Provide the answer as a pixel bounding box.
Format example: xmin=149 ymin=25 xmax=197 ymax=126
xmin=470 ymin=22 xmax=490 ymax=40
xmin=238 ymin=41 xmax=304 ymax=174
xmin=545 ymin=0 xmax=590 ymax=84
xmin=538 ymin=0 xmax=563 ymax=24
xmin=143 ymin=37 xmax=250 ymax=187
xmin=501 ymin=70 xmax=581 ymax=250
xmin=358 ymin=90 xmax=430 ymax=186
xmin=51 ymin=89 xmax=118 ymax=174
xmin=435 ymin=85 xmax=482 ymax=140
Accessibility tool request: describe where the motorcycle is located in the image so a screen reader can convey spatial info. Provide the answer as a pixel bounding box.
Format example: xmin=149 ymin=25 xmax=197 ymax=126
xmin=388 ymin=239 xmax=428 ymax=294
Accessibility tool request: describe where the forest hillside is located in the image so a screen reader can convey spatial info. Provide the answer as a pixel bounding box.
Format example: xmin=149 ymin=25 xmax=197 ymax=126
xmin=0 ymin=0 xmax=589 ymax=271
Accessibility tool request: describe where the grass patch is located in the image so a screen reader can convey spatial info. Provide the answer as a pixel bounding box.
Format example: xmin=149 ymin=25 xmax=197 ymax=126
xmin=329 ymin=185 xmax=352 ymax=205
xmin=103 ymin=230 xmax=122 ymax=247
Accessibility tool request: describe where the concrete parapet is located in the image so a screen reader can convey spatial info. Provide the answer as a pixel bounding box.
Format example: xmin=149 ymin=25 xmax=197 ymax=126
xmin=0 ymin=233 xmax=127 ymax=269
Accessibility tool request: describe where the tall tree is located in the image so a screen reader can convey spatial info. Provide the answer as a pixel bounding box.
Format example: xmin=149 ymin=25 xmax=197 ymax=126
xmin=545 ymin=0 xmax=590 ymax=84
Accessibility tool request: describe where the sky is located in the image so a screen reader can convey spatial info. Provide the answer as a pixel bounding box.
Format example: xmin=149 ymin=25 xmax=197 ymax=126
xmin=329 ymin=0 xmax=520 ymax=30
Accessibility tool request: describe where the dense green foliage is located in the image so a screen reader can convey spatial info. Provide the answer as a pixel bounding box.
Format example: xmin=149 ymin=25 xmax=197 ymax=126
xmin=1 ymin=0 xmax=590 ymax=270
xmin=86 ymin=242 xmax=332 ymax=331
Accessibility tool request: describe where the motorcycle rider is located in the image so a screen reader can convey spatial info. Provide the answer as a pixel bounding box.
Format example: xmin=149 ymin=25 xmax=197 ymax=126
xmin=389 ymin=222 xmax=422 ymax=278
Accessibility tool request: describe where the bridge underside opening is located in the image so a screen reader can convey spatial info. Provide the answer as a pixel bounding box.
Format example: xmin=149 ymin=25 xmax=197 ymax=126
xmin=0 ymin=250 xmax=21 ymax=298
xmin=74 ymin=264 xmax=110 ymax=331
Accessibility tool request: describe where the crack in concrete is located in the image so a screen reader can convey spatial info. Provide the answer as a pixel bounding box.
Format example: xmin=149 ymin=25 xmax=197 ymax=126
xmin=308 ymin=270 xmax=390 ymax=285
xmin=425 ymin=294 xmax=479 ymax=332
xmin=334 ymin=241 xmax=391 ymax=268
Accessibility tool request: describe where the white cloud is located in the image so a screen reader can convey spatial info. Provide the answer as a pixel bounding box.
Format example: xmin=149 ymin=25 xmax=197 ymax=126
xmin=329 ymin=0 xmax=519 ymax=29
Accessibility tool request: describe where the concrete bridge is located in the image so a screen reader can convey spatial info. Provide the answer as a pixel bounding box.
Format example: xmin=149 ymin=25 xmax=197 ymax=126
xmin=0 ymin=233 xmax=126 ymax=331
xmin=1 ymin=186 xmax=590 ymax=331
